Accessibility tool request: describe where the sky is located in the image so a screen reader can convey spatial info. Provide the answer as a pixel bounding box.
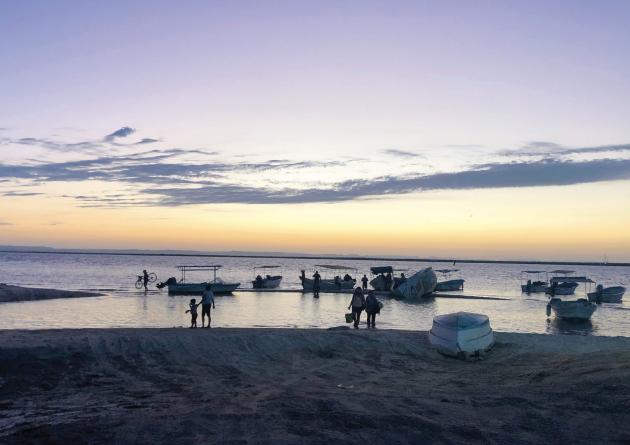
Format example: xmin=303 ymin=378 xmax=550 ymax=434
xmin=1 ymin=0 xmax=630 ymax=261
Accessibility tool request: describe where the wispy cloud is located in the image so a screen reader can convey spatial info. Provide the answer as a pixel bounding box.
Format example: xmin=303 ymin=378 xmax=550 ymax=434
xmin=104 ymin=126 xmax=135 ymax=141
xmin=382 ymin=149 xmax=423 ymax=158
xmin=135 ymin=138 xmax=160 ymax=144
xmin=0 ymin=221 xmax=13 ymax=226
xmin=2 ymin=191 xmax=43 ymax=197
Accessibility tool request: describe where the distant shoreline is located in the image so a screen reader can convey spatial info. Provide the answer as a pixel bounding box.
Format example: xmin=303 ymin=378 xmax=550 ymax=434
xmin=1 ymin=249 xmax=628 ymax=267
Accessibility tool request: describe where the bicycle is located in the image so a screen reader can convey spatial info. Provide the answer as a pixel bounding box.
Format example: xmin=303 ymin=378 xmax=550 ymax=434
xmin=135 ymin=272 xmax=158 ymax=289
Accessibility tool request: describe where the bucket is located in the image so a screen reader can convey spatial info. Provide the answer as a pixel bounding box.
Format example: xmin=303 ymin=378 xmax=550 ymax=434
xmin=345 ymin=313 xmax=353 ymax=323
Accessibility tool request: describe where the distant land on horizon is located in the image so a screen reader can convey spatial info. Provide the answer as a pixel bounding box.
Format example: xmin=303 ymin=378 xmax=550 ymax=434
xmin=0 ymin=245 xmax=627 ymax=267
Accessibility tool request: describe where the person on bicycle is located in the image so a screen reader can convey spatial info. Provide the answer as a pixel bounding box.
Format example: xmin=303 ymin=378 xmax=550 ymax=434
xmin=142 ymin=270 xmax=149 ymax=290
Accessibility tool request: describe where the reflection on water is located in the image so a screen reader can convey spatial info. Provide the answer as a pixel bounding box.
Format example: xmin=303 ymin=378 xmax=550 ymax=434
xmin=0 ymin=252 xmax=628 ymax=336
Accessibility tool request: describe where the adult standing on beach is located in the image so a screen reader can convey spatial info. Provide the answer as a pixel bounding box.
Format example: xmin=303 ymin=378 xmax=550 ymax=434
xmin=361 ymin=274 xmax=369 ymax=291
xmin=201 ymin=284 xmax=215 ymax=328
xmin=313 ymin=270 xmax=321 ymax=298
xmin=348 ymin=287 xmax=365 ymax=328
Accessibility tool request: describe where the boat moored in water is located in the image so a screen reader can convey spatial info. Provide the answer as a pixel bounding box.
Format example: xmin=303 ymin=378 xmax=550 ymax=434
xmin=546 ymin=276 xmax=597 ymax=321
xmin=252 ymin=266 xmax=283 ymax=289
xmin=435 ymin=269 xmax=465 ymax=292
xmin=545 ymin=270 xmax=582 ymax=295
xmin=166 ymin=265 xmax=240 ymax=295
xmin=369 ymin=266 xmax=394 ymax=291
xmin=300 ymin=265 xmax=357 ymax=292
xmin=587 ymin=285 xmax=626 ymax=304
xmin=520 ymin=270 xmax=548 ymax=293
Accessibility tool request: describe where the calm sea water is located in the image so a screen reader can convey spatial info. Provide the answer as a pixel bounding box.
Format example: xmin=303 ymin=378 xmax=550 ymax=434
xmin=0 ymin=252 xmax=629 ymax=336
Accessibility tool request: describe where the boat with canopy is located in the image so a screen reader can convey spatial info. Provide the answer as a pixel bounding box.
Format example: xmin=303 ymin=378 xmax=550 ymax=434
xmin=166 ymin=265 xmax=240 ymax=295
xmin=545 ymin=270 xmax=583 ymax=295
xmin=252 ymin=266 xmax=283 ymax=289
xmin=520 ymin=270 xmax=548 ymax=293
xmin=299 ymin=265 xmax=357 ymax=292
xmin=546 ymin=276 xmax=597 ymax=320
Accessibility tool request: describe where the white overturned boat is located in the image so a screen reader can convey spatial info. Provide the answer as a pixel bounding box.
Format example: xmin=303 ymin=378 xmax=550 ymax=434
xmin=299 ymin=265 xmax=357 ymax=292
xmin=429 ymin=312 xmax=494 ymax=358
xmin=167 ymin=265 xmax=240 ymax=295
xmin=434 ymin=269 xmax=465 ymax=291
xmin=252 ymin=266 xmax=282 ymax=289
xmin=391 ymin=267 xmax=437 ymax=299
xmin=587 ymin=285 xmax=626 ymax=304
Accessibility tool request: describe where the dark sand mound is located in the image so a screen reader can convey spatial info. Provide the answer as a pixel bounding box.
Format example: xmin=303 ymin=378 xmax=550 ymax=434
xmin=0 ymin=284 xmax=101 ymax=303
xmin=1 ymin=328 xmax=629 ymax=444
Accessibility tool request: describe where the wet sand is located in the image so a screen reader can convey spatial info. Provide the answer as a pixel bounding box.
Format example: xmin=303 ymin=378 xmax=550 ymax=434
xmin=0 ymin=284 xmax=102 ymax=303
xmin=1 ymin=328 xmax=629 ymax=444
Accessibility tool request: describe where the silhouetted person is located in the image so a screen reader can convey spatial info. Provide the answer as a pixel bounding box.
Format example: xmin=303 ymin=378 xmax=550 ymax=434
xmin=142 ymin=269 xmax=149 ymax=290
xmin=348 ymin=287 xmax=365 ymax=328
xmin=361 ymin=274 xmax=368 ymax=290
xmin=254 ymin=275 xmax=263 ymax=289
xmin=201 ymin=284 xmax=215 ymax=328
xmin=313 ymin=270 xmax=321 ymax=298
xmin=365 ymin=291 xmax=381 ymax=328
xmin=185 ymin=298 xmax=201 ymax=328
xmin=385 ymin=272 xmax=392 ymax=290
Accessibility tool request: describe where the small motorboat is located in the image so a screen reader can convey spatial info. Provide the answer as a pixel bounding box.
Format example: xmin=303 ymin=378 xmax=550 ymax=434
xmin=587 ymin=285 xmax=626 ymax=304
xmin=546 ymin=276 xmax=597 ymax=321
xmin=299 ymin=265 xmax=357 ymax=292
xmin=429 ymin=312 xmax=494 ymax=358
xmin=547 ymin=298 xmax=597 ymax=320
xmin=391 ymin=267 xmax=437 ymax=299
xmin=251 ymin=266 xmax=283 ymax=289
xmin=520 ymin=270 xmax=548 ymax=293
xmin=434 ymin=269 xmax=465 ymax=292
xmin=545 ymin=270 xmax=587 ymax=295
xmin=166 ymin=265 xmax=240 ymax=295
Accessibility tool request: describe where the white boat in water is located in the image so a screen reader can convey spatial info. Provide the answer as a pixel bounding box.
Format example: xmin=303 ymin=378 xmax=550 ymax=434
xmin=587 ymin=285 xmax=626 ymax=304
xmin=428 ymin=312 xmax=494 ymax=358
xmin=391 ymin=267 xmax=437 ymax=299
xmin=546 ymin=276 xmax=597 ymax=320
xmin=434 ymin=269 xmax=465 ymax=292
xmin=547 ymin=298 xmax=597 ymax=320
xmin=299 ymin=265 xmax=357 ymax=292
xmin=252 ymin=266 xmax=283 ymax=289
xmin=166 ymin=265 xmax=240 ymax=295
xmin=369 ymin=266 xmax=394 ymax=291
xmin=520 ymin=270 xmax=548 ymax=293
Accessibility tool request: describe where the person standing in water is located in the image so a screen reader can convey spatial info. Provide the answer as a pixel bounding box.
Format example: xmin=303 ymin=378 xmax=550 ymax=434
xmin=313 ymin=270 xmax=321 ymax=298
xmin=201 ymin=284 xmax=215 ymax=328
xmin=361 ymin=274 xmax=369 ymax=291
xmin=365 ymin=291 xmax=381 ymax=328
xmin=142 ymin=269 xmax=149 ymax=290
xmin=348 ymin=287 xmax=365 ymax=328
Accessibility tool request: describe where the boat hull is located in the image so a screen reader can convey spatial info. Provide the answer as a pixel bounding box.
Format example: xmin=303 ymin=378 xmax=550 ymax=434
xmin=429 ymin=312 xmax=494 ymax=358
xmin=167 ymin=282 xmax=240 ymax=295
xmin=391 ymin=268 xmax=437 ymax=300
xmin=521 ymin=283 xmax=547 ymax=293
xmin=300 ymin=277 xmax=356 ymax=292
xmin=546 ymin=282 xmax=578 ymax=295
xmin=369 ymin=275 xmax=391 ymax=291
xmin=549 ymin=298 xmax=596 ymax=320
xmin=587 ymin=286 xmax=625 ymax=303
xmin=436 ymin=279 xmax=465 ymax=292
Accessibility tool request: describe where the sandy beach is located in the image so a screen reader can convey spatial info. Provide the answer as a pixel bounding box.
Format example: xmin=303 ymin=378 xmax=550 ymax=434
xmin=0 ymin=284 xmax=102 ymax=303
xmin=1 ymin=328 xmax=629 ymax=444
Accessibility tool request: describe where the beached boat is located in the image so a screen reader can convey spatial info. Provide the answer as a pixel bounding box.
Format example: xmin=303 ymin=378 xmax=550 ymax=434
xmin=428 ymin=312 xmax=494 ymax=358
xmin=391 ymin=267 xmax=437 ymax=299
xmin=167 ymin=265 xmax=240 ymax=295
xmin=251 ymin=266 xmax=282 ymax=289
xmin=434 ymin=269 xmax=465 ymax=291
xmin=587 ymin=285 xmax=626 ymax=304
xmin=520 ymin=270 xmax=548 ymax=293
xmin=299 ymin=265 xmax=357 ymax=292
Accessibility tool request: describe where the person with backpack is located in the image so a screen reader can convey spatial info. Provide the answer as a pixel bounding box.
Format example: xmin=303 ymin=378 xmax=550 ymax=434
xmin=347 ymin=287 xmax=365 ymax=328
xmin=365 ymin=290 xmax=381 ymax=328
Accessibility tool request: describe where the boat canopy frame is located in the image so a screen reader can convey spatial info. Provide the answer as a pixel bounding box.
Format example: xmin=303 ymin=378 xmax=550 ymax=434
xmin=176 ymin=265 xmax=223 ymax=283
xmin=370 ymin=266 xmax=393 ymax=275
